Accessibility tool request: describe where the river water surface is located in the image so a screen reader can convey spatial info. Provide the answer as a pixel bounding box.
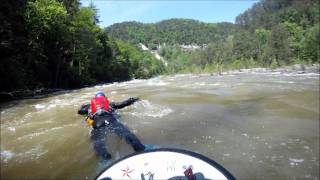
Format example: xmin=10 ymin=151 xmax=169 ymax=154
xmin=1 ymin=71 xmax=319 ymax=179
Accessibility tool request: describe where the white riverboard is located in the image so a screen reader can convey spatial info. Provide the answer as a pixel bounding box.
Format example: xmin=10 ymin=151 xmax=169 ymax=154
xmin=96 ymin=148 xmax=235 ymax=180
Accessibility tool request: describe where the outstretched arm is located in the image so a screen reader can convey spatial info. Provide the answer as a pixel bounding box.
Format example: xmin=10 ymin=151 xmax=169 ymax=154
xmin=78 ymin=103 xmax=90 ymax=115
xmin=110 ymin=97 xmax=140 ymax=110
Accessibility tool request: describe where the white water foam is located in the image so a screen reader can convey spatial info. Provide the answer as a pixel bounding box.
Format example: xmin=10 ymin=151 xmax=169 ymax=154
xmin=129 ymin=100 xmax=173 ymax=118
xmin=34 ymin=104 xmax=45 ymax=110
xmin=196 ymin=82 xmax=207 ymax=86
xmin=0 ymin=150 xmax=14 ymax=163
xmin=110 ymin=91 xmax=117 ymax=95
xmin=289 ymin=158 xmax=304 ymax=163
xmin=173 ymin=74 xmax=193 ymax=78
xmin=127 ymin=79 xmax=145 ymax=84
xmin=289 ymin=158 xmax=305 ymax=167
xmin=7 ymin=127 xmax=16 ymax=132
xmin=146 ymin=78 xmax=169 ymax=86
xmin=276 ymin=81 xmax=295 ymax=84
xmin=34 ymin=97 xmax=87 ymax=113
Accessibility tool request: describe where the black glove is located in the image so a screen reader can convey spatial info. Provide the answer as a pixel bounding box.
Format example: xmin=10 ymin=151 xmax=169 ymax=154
xmin=129 ymin=97 xmax=140 ymax=102
xmin=78 ymin=103 xmax=90 ymax=115
xmin=88 ymin=113 xmax=94 ymax=119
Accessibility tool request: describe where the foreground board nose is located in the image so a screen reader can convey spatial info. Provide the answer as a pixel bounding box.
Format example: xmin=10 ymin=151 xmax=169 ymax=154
xmin=95 ymin=148 xmax=235 ymax=180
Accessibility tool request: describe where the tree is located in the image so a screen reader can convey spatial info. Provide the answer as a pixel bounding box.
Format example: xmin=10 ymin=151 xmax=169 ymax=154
xmin=25 ymin=0 xmax=70 ymax=88
xmin=264 ymin=24 xmax=291 ymax=65
xmin=281 ymin=21 xmax=304 ymax=61
xmin=233 ymin=30 xmax=257 ymax=60
xmin=255 ymin=28 xmax=271 ymax=63
xmin=301 ymin=24 xmax=320 ymax=63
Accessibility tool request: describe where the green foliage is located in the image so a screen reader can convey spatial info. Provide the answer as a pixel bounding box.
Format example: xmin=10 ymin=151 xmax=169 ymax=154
xmin=281 ymin=21 xmax=304 ymax=60
xmin=25 ymin=0 xmax=67 ymax=30
xmin=264 ymin=24 xmax=291 ymax=65
xmin=116 ymin=41 xmax=165 ymax=78
xmin=255 ymin=29 xmax=271 ymax=45
xmin=24 ymin=0 xmax=70 ymax=88
xmin=234 ymin=0 xmax=319 ymax=67
xmin=106 ymin=19 xmax=235 ymax=45
xmin=301 ymin=24 xmax=320 ymax=63
xmin=1 ymin=0 xmax=165 ymax=93
xmin=159 ymin=45 xmax=193 ymax=73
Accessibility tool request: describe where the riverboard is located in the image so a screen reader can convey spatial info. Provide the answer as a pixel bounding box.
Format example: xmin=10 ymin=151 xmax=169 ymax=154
xmin=95 ymin=148 xmax=235 ymax=180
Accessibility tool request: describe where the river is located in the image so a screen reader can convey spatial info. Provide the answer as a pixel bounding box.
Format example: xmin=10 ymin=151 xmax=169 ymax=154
xmin=1 ymin=71 xmax=319 ymax=179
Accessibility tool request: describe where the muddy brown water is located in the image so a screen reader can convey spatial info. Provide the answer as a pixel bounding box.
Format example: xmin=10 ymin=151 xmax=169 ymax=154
xmin=1 ymin=72 xmax=319 ymax=179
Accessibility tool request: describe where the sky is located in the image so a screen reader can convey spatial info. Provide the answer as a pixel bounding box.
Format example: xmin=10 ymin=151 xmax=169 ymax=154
xmin=80 ymin=0 xmax=259 ymax=28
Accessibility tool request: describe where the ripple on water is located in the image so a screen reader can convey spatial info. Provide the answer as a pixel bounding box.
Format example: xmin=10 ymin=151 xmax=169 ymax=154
xmin=127 ymin=100 xmax=173 ymax=118
xmin=17 ymin=124 xmax=78 ymax=141
xmin=146 ymin=78 xmax=169 ymax=86
xmin=23 ymin=145 xmax=49 ymax=161
xmin=1 ymin=146 xmax=49 ymax=164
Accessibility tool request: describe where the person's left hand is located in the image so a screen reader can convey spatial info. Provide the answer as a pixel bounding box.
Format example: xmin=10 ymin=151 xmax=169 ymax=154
xmin=129 ymin=97 xmax=140 ymax=102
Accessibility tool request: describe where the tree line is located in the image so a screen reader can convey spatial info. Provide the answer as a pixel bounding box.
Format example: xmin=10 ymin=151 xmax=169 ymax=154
xmin=0 ymin=0 xmax=164 ymax=93
xmin=106 ymin=19 xmax=236 ymax=49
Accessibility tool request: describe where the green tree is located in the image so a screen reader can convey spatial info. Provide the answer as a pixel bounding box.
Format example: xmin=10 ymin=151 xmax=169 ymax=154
xmin=255 ymin=28 xmax=271 ymax=63
xmin=264 ymin=24 xmax=291 ymax=65
xmin=301 ymin=24 xmax=320 ymax=63
xmin=281 ymin=21 xmax=304 ymax=61
xmin=25 ymin=0 xmax=70 ymax=88
xmin=233 ymin=30 xmax=256 ymax=60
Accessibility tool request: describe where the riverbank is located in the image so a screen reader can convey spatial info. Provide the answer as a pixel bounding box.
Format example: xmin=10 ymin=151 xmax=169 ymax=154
xmin=1 ymin=64 xmax=318 ymax=103
xmin=173 ymin=63 xmax=320 ymax=76
xmin=220 ymin=63 xmax=319 ymax=75
xmin=0 ymin=89 xmax=66 ymax=103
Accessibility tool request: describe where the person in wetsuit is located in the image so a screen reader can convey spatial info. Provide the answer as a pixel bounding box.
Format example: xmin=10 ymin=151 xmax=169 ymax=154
xmin=78 ymin=92 xmax=146 ymax=161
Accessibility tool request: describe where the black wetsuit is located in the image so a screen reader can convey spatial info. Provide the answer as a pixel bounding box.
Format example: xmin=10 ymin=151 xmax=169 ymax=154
xmin=78 ymin=98 xmax=145 ymax=160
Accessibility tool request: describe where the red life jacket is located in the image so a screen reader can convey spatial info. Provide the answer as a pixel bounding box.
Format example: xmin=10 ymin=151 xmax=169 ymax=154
xmin=90 ymin=96 xmax=110 ymax=114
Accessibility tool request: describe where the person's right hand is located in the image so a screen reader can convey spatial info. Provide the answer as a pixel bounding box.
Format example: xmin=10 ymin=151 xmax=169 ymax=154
xmin=88 ymin=113 xmax=94 ymax=119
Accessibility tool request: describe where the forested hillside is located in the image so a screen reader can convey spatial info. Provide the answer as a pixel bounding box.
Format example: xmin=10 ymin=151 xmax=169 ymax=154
xmin=233 ymin=0 xmax=319 ymax=65
xmin=106 ymin=19 xmax=235 ymax=48
xmin=107 ymin=0 xmax=319 ymax=73
xmin=0 ymin=0 xmax=164 ymax=94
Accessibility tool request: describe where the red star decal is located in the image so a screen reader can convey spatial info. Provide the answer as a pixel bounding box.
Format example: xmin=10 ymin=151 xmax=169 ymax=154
xmin=121 ymin=166 xmax=134 ymax=178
